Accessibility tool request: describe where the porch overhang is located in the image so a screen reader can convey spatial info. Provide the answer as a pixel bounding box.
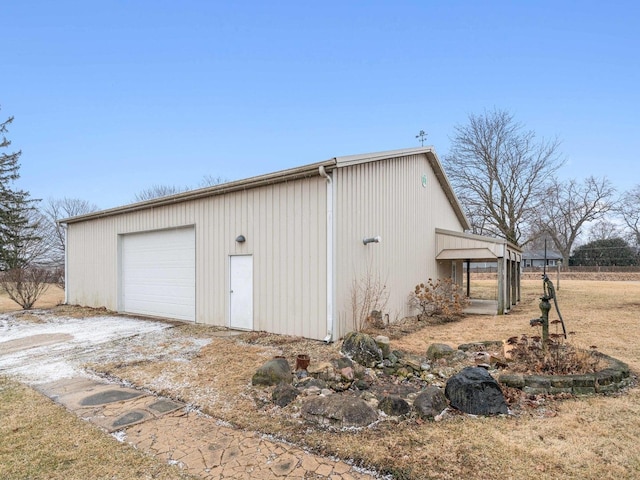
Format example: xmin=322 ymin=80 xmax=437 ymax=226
xmin=435 ymin=228 xmax=522 ymax=315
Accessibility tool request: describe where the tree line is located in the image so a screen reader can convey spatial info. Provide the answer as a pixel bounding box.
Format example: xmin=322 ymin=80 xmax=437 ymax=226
xmin=443 ymin=109 xmax=639 ymax=267
xmin=1 ymin=107 xmax=639 ymax=309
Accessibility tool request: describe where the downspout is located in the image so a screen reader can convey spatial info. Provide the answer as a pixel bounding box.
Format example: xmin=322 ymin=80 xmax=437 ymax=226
xmin=319 ymin=165 xmax=334 ymax=342
xmin=60 ymin=222 xmax=69 ymax=305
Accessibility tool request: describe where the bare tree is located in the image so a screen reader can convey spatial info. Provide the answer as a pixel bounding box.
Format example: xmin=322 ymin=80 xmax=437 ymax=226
xmin=134 ymin=184 xmax=186 ymax=202
xmin=588 ymin=218 xmax=623 ymax=242
xmin=199 ymin=175 xmax=227 ymax=188
xmin=42 ymin=197 xmax=99 ymax=267
xmin=444 ymin=109 xmax=564 ymax=246
xmin=16 ymin=208 xmax=53 ymax=267
xmin=537 ymin=176 xmax=616 ymax=264
xmin=618 ymin=184 xmax=640 ymax=247
xmin=135 ymin=175 xmax=228 ymax=202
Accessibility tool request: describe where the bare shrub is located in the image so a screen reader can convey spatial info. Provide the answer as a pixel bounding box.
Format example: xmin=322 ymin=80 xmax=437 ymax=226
xmin=351 ymin=269 xmax=389 ymax=332
xmin=505 ymin=332 xmax=603 ymax=375
xmin=409 ymin=278 xmax=467 ymax=321
xmin=51 ymin=265 xmax=65 ymax=290
xmin=0 ymin=267 xmax=51 ymax=309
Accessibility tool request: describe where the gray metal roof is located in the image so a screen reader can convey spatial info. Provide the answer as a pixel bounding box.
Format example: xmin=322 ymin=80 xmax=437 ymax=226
xmin=522 ymin=249 xmax=563 ymax=260
xmin=60 ymin=147 xmax=469 ymax=229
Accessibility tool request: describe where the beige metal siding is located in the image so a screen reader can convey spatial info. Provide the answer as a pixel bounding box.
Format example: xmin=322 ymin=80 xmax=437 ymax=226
xmin=67 ymin=176 xmax=328 ymax=340
xmin=333 ymin=154 xmax=464 ymax=338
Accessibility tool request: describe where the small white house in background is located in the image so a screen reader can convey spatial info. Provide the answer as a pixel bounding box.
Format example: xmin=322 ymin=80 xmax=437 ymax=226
xmin=522 ymin=249 xmax=563 ymax=268
xmin=60 ymin=147 xmax=521 ymax=341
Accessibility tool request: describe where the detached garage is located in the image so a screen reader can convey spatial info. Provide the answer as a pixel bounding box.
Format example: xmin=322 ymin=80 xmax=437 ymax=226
xmin=61 ymin=147 xmax=520 ymax=341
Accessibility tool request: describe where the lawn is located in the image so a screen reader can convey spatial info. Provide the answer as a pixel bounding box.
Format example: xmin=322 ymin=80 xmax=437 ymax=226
xmin=0 ymin=378 xmax=199 ymax=480
xmin=2 ymin=278 xmax=640 ymax=479
xmin=91 ymin=278 xmax=640 ymax=479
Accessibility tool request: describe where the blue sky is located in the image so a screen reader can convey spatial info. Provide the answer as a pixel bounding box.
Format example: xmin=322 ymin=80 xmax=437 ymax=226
xmin=2 ymin=1 xmax=639 ymax=209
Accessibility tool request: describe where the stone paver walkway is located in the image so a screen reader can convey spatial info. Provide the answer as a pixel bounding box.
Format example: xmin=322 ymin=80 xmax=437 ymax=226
xmin=37 ymin=376 xmax=376 ymax=480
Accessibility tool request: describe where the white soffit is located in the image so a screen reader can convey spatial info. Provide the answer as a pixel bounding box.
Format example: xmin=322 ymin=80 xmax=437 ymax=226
xmin=436 ymin=248 xmax=498 ymax=260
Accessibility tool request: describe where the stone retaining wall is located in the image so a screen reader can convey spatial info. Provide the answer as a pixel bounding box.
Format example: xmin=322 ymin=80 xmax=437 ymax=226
xmin=498 ymin=352 xmax=631 ymax=395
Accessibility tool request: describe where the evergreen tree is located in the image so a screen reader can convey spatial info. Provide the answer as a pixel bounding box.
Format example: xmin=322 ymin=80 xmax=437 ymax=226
xmin=0 ymin=111 xmax=40 ymax=270
xmin=570 ymin=238 xmax=638 ymax=267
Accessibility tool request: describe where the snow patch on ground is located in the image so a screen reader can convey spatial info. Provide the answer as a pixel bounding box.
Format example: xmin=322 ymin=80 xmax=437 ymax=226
xmin=0 ymin=312 xmax=172 ymax=384
xmin=111 ymin=430 xmax=127 ymax=442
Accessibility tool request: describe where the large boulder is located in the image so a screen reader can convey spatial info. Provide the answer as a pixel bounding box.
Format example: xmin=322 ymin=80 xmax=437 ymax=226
xmin=301 ymin=395 xmax=378 ymax=428
xmin=445 ymin=367 xmax=508 ymax=415
xmin=341 ymin=332 xmax=383 ymax=367
xmin=413 ymin=386 xmax=448 ymax=419
xmin=252 ymin=358 xmax=292 ymax=386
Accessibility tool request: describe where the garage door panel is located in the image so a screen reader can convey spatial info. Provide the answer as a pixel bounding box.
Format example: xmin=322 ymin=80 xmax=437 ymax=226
xmin=121 ymin=228 xmax=195 ymax=322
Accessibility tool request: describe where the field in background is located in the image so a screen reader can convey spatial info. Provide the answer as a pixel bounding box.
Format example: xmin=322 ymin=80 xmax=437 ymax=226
xmin=2 ymin=278 xmax=640 ymax=479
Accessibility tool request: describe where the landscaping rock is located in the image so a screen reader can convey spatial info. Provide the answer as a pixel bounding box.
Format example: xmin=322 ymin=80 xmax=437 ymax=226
xmin=252 ymin=358 xmax=292 ymax=386
xmin=458 ymin=340 xmax=503 ymax=352
xmin=375 ymin=335 xmax=391 ymax=358
xmin=297 ymin=377 xmax=328 ymax=390
xmin=341 ymin=332 xmax=383 ymax=368
xmin=272 ymin=383 xmax=299 ymax=407
xmin=498 ymin=373 xmax=524 ymax=389
xmin=400 ymin=354 xmax=423 ymax=372
xmin=360 ymin=391 xmax=379 ymax=409
xmin=368 ymin=310 xmax=384 ymax=328
xmin=338 ymin=366 xmax=354 ymax=381
xmin=445 ymin=367 xmax=508 ymax=415
xmin=301 ymin=385 xmax=321 ymax=396
xmin=307 ymin=361 xmax=335 ymax=380
xmin=426 ymin=343 xmax=455 ymax=360
xmin=378 ymin=395 xmax=410 ymax=416
xmin=332 ymin=356 xmax=354 ymax=370
xmin=354 ymin=379 xmax=370 ymax=390
xmin=413 ymin=386 xmax=448 ymax=419
xmin=301 ymin=395 xmax=378 ymax=427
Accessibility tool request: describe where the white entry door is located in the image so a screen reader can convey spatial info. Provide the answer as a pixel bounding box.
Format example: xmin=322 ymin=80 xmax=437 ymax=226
xmin=229 ymin=255 xmax=253 ymax=330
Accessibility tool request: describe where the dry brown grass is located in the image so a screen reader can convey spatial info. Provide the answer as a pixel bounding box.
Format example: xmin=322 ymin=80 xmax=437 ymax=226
xmin=4 ymin=279 xmax=640 ymax=479
xmin=87 ymin=279 xmax=640 ymax=479
xmin=0 ymin=377 xmax=199 ymax=480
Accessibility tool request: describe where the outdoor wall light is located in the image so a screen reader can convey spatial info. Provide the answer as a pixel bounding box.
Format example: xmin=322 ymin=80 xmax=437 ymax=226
xmin=235 ymin=235 xmax=246 ymax=243
xmin=363 ymin=236 xmax=382 ymax=245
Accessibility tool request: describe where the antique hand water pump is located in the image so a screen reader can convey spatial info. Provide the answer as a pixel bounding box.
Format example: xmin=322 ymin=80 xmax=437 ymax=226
xmin=530 ymin=241 xmax=567 ymax=344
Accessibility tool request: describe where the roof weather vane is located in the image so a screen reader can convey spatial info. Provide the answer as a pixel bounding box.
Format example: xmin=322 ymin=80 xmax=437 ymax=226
xmin=416 ymin=130 xmax=428 ymax=146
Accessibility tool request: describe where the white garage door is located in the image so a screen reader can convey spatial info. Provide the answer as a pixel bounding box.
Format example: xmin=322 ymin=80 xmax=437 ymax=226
xmin=121 ymin=227 xmax=195 ymax=321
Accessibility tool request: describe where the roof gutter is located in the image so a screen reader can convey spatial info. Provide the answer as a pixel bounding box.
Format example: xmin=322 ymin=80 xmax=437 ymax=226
xmin=60 ymin=160 xmax=336 ymax=224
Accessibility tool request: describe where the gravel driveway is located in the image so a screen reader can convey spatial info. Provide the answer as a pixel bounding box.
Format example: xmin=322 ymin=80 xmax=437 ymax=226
xmin=0 ymin=310 xmax=177 ymax=384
